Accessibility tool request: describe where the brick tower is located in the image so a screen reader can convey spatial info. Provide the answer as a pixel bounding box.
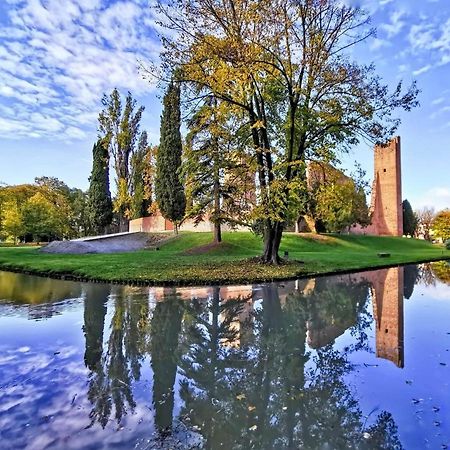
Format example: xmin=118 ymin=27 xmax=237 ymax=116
xmin=370 ymin=267 xmax=404 ymax=368
xmin=370 ymin=137 xmax=403 ymax=236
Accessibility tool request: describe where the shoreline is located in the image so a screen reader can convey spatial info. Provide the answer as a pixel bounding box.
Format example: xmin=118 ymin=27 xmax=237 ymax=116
xmin=0 ymin=255 xmax=448 ymax=288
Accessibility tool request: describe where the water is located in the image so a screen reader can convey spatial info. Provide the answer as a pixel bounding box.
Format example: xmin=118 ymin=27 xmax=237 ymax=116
xmin=0 ymin=262 xmax=449 ymax=450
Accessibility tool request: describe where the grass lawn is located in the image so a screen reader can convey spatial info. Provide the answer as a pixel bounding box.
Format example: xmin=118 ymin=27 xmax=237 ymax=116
xmin=0 ymin=232 xmax=448 ymax=285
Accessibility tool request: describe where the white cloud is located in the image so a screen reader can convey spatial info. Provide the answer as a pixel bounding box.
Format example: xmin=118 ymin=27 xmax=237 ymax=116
xmin=415 ymin=187 xmax=450 ymax=211
xmin=380 ymin=10 xmax=407 ymax=38
xmin=412 ymin=64 xmax=432 ymax=76
xmin=0 ymin=0 xmax=161 ymax=141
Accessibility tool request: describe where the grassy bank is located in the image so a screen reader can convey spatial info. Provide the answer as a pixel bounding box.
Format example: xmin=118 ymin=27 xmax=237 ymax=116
xmin=0 ymin=232 xmax=448 ymax=285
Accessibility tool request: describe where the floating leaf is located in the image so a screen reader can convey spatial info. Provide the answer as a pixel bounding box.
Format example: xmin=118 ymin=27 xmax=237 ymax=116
xmin=249 ymin=425 xmax=257 ymax=431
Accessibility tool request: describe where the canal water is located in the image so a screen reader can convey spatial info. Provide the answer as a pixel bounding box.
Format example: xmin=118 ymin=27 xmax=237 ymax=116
xmin=0 ymin=262 xmax=449 ymax=450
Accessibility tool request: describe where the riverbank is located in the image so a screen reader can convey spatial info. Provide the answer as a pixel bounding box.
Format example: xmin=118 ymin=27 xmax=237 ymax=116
xmin=0 ymin=232 xmax=448 ymax=285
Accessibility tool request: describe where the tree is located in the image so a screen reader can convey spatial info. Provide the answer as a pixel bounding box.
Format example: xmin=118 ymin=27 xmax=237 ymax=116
xmin=88 ymin=140 xmax=113 ymax=235
xmin=309 ymin=163 xmax=370 ymax=233
xmin=416 ymin=207 xmax=435 ymax=241
xmin=130 ymin=131 xmax=154 ymax=220
xmin=22 ymin=192 xmax=64 ymax=241
xmin=185 ymin=96 xmax=254 ymax=243
xmin=432 ymin=209 xmax=450 ymax=242
xmin=155 ymin=81 xmax=186 ymax=232
xmin=402 ymin=199 xmax=417 ymax=237
xmin=98 ymin=89 xmax=145 ymax=231
xmin=2 ymin=200 xmax=24 ymax=243
xmin=154 ymin=0 xmax=419 ymax=263
xmin=68 ymin=188 xmax=91 ymax=237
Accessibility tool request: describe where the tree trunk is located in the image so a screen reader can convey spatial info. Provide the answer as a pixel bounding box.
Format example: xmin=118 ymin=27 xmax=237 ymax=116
xmin=119 ymin=215 xmax=129 ymax=233
xmin=262 ymin=221 xmax=283 ymax=264
xmin=213 ymin=173 xmax=222 ymax=243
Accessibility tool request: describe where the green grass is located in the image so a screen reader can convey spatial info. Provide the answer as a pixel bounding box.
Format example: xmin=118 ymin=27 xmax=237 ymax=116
xmin=0 ymin=232 xmax=448 ymax=285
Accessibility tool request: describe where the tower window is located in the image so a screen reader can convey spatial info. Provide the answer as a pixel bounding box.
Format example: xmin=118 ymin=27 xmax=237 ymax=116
xmin=383 ymin=169 xmax=386 ymax=172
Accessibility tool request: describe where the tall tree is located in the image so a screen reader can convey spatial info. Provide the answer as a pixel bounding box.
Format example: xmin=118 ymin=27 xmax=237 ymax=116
xmin=88 ymin=140 xmax=113 ymax=235
xmin=402 ymin=199 xmax=417 ymax=237
xmin=155 ymin=0 xmax=419 ymax=263
xmin=98 ymin=89 xmax=144 ymax=231
xmin=155 ymin=81 xmax=186 ymax=232
xmin=185 ymin=96 xmax=253 ymax=243
xmin=130 ymin=131 xmax=154 ymax=220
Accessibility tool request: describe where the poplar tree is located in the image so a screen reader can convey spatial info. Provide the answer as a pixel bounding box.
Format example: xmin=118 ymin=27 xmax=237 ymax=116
xmin=98 ymin=89 xmax=144 ymax=231
xmin=130 ymin=131 xmax=154 ymax=220
xmin=88 ymin=140 xmax=113 ymax=234
xmin=155 ymin=81 xmax=186 ymax=232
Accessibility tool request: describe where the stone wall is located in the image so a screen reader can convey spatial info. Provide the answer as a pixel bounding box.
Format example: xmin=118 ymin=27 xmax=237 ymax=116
xmin=129 ymin=215 xmax=249 ymax=233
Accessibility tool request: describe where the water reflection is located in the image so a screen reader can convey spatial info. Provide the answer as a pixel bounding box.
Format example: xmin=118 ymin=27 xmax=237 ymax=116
xmin=1 ymin=262 xmax=450 ymax=449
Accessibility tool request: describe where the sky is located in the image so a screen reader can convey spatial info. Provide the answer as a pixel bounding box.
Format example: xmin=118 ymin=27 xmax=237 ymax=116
xmin=0 ymin=0 xmax=449 ymax=212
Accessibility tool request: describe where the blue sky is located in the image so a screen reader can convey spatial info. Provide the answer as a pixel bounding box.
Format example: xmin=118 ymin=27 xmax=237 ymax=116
xmin=0 ymin=0 xmax=449 ymax=211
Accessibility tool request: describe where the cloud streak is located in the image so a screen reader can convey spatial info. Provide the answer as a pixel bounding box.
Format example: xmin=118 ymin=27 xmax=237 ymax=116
xmin=0 ymin=0 xmax=160 ymax=141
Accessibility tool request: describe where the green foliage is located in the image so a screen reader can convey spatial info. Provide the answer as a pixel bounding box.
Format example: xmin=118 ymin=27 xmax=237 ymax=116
xmin=312 ymin=165 xmax=370 ymax=233
xmin=155 ymin=81 xmax=186 ymax=226
xmin=184 ymin=96 xmax=254 ymax=242
xmin=0 ymin=179 xmax=90 ymax=242
xmin=2 ymin=200 xmax=24 ymax=243
xmin=432 ymin=209 xmax=450 ymax=242
xmin=22 ymin=192 xmax=68 ymax=241
xmin=446 ymin=240 xmax=450 ymax=250
xmin=402 ymin=199 xmax=417 ymax=236
xmin=88 ymin=140 xmax=113 ymax=234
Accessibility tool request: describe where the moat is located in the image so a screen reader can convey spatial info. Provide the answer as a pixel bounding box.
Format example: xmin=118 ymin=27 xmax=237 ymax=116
xmin=0 ymin=262 xmax=450 ymax=449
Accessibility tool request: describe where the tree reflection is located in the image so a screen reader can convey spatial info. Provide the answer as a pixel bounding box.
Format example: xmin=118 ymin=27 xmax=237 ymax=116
xmin=150 ymin=288 xmax=184 ymax=432
xmin=83 ymin=286 xmax=150 ymax=428
xmin=430 ymin=261 xmax=450 ymax=285
xmin=179 ymin=281 xmax=403 ymax=449
xmin=80 ymin=276 xmax=404 ymax=448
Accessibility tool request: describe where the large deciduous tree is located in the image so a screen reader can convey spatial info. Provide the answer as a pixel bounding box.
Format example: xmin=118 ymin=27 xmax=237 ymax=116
xmin=88 ymin=139 xmax=113 ymax=235
xmin=98 ymin=89 xmax=144 ymax=231
xmin=432 ymin=209 xmax=450 ymax=242
xmin=155 ymin=81 xmax=186 ymax=232
xmin=154 ymin=0 xmax=419 ymax=263
xmin=415 ymin=207 xmax=435 ymax=241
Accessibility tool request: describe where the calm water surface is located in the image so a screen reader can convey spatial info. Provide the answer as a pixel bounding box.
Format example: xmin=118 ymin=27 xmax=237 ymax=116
xmin=1 ymin=262 xmax=450 ymax=450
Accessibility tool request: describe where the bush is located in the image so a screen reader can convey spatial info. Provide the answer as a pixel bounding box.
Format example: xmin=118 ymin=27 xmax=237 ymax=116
xmin=445 ymin=239 xmax=450 ymax=250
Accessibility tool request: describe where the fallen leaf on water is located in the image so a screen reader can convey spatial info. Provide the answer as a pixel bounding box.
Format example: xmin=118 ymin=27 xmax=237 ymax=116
xmin=434 ymin=421 xmax=441 ymax=427
xmin=236 ymin=394 xmax=246 ymax=401
xmin=248 ymin=406 xmax=256 ymax=412
xmin=412 ymin=398 xmax=423 ymax=404
xmin=434 ymin=406 xmax=441 ymax=412
xmin=249 ymin=425 xmax=257 ymax=431
xmin=440 ymin=363 xmax=447 ymax=366
xmin=405 ymin=380 xmax=413 ymax=385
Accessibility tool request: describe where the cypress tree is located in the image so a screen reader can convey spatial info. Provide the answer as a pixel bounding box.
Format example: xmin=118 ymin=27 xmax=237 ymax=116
xmin=155 ymin=81 xmax=186 ymax=231
xmin=402 ymin=199 xmax=417 ymax=237
xmin=88 ymin=139 xmax=113 ymax=234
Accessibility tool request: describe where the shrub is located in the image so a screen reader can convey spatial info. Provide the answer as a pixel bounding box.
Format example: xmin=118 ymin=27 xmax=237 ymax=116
xmin=445 ymin=239 xmax=450 ymax=250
